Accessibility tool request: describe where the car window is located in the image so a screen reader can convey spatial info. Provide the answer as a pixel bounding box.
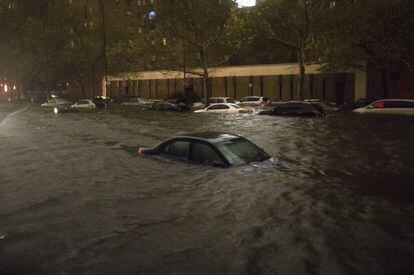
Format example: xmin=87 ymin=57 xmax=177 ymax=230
xmin=241 ymin=96 xmax=259 ymax=102
xmin=208 ymin=104 xmax=229 ymax=110
xmin=215 ymin=138 xmax=269 ymax=165
xmin=162 ymin=140 xmax=190 ymax=160
xmin=229 ymin=104 xmax=241 ymax=109
xmin=226 ymin=98 xmax=235 ymax=103
xmin=78 ymin=100 xmax=89 ymax=105
xmin=385 ymin=101 xmax=414 ymax=108
xmin=191 ymin=142 xmax=221 ymax=165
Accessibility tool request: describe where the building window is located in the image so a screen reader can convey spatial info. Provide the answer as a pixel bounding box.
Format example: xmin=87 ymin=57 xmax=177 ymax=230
xmin=162 ymin=37 xmax=167 ymax=46
xmin=148 ymin=11 xmax=156 ymax=20
xmin=330 ymin=1 xmax=336 ymax=8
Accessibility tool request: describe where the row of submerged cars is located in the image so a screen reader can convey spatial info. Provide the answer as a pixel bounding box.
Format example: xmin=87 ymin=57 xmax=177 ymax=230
xmin=122 ymin=95 xmax=328 ymax=117
xmin=41 ymin=96 xmax=105 ymax=111
xmin=41 ymin=95 xmax=414 ymax=116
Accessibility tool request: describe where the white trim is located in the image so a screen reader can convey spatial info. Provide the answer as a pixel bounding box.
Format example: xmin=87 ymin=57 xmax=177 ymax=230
xmin=107 ymin=63 xmax=358 ymax=81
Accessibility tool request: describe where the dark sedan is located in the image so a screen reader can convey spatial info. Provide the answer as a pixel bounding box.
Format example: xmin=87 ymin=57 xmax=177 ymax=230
xmin=147 ymin=102 xmax=191 ymax=112
xmin=138 ymin=132 xmax=270 ymax=167
xmin=258 ymin=101 xmax=325 ymax=117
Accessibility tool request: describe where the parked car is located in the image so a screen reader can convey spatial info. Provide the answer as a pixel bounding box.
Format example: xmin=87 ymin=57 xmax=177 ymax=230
xmin=121 ymin=97 xmax=151 ymax=106
xmin=258 ymin=101 xmax=325 ymax=117
xmin=237 ymin=96 xmax=270 ymax=106
xmin=353 ymin=99 xmax=414 ymax=115
xmin=147 ymin=102 xmax=191 ymax=112
xmin=93 ymin=96 xmax=107 ymax=108
xmin=41 ymin=98 xmax=72 ymax=107
xmin=208 ymin=97 xmax=236 ymax=105
xmin=138 ymin=132 xmax=270 ymax=167
xmin=71 ymin=99 xmax=96 ymax=109
xmin=194 ymin=103 xmax=249 ymax=114
xmin=353 ymin=98 xmax=378 ymax=109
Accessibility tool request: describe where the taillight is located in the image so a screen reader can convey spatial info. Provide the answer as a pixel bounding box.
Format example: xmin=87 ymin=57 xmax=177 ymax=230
xmin=138 ymin=147 xmax=143 ymax=155
xmin=311 ymin=109 xmax=320 ymax=116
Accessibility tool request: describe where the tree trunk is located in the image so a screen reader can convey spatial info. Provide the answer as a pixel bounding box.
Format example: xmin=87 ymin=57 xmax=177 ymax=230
xmin=298 ymin=49 xmax=305 ymax=100
xmin=380 ymin=69 xmax=389 ymax=99
xmin=203 ymin=73 xmax=208 ymax=104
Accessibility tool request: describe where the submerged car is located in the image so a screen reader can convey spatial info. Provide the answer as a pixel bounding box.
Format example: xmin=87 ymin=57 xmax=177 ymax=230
xmin=147 ymin=102 xmax=190 ymax=112
xmin=194 ymin=103 xmax=249 ymax=114
xmin=41 ymin=98 xmax=72 ymax=107
xmin=208 ymin=97 xmax=236 ymax=105
xmin=71 ymin=99 xmax=96 ymax=109
xmin=121 ymin=97 xmax=151 ymax=106
xmin=258 ymin=101 xmax=325 ymax=117
xmin=237 ymin=96 xmax=270 ymax=107
xmin=138 ymin=132 xmax=270 ymax=167
xmin=353 ymin=99 xmax=414 ymax=115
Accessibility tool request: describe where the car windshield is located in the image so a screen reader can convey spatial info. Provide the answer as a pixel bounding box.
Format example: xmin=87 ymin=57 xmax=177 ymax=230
xmin=229 ymin=104 xmax=241 ymax=109
xmin=215 ymin=138 xmax=269 ymax=165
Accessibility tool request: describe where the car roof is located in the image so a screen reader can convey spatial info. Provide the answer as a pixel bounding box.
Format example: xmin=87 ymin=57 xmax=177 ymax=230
xmin=371 ymin=99 xmax=414 ymax=103
xmin=209 ymin=97 xmax=233 ymax=99
xmin=172 ymin=132 xmax=240 ymax=144
xmin=241 ymin=96 xmax=260 ymax=99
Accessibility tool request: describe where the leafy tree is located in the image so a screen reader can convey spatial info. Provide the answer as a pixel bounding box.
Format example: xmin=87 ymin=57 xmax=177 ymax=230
xmin=158 ymin=0 xmax=236 ymax=102
xmin=319 ymin=0 xmax=414 ymax=98
xmin=225 ymin=6 xmax=295 ymax=65
xmin=257 ymin=0 xmax=329 ymax=99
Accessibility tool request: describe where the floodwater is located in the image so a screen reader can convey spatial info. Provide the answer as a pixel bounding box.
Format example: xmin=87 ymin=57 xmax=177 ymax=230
xmin=0 ymin=103 xmax=413 ymax=275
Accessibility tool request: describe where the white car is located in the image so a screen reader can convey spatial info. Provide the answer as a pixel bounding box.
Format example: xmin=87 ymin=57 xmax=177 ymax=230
xmin=354 ymin=99 xmax=414 ymax=115
xmin=41 ymin=98 xmax=72 ymax=107
xmin=194 ymin=103 xmax=249 ymax=114
xmin=237 ymin=96 xmax=270 ymax=106
xmin=121 ymin=97 xmax=151 ymax=106
xmin=208 ymin=97 xmax=236 ymax=105
xmin=71 ymin=99 xmax=96 ymax=109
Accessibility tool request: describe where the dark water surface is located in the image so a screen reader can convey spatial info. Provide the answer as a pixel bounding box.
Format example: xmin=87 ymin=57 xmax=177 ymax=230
xmin=1 ymin=103 xmax=413 ymax=274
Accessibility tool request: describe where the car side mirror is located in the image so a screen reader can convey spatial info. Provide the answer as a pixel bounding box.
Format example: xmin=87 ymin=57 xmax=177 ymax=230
xmin=212 ymin=161 xmax=227 ymax=168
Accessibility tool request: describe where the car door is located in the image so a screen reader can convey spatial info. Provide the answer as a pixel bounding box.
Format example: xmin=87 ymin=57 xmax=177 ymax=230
xmin=160 ymin=139 xmax=191 ymax=162
xmin=206 ymin=104 xmax=230 ymax=113
xmin=190 ymin=142 xmax=226 ymax=166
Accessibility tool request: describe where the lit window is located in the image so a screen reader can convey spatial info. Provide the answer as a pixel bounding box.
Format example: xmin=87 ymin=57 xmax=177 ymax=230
xmin=162 ymin=37 xmax=167 ymax=46
xmin=148 ymin=11 xmax=156 ymax=20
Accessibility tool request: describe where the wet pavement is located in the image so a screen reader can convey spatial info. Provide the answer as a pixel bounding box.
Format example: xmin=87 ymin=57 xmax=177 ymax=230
xmin=0 ymin=103 xmax=413 ymax=274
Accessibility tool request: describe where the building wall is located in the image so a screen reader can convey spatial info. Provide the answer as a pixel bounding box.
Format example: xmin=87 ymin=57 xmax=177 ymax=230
xmin=107 ymin=63 xmax=368 ymax=104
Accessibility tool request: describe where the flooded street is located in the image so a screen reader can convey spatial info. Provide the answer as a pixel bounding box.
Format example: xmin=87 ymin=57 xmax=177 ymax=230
xmin=1 ymin=103 xmax=413 ymax=274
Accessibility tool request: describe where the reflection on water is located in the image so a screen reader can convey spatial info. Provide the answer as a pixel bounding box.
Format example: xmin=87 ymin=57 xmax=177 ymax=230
xmin=0 ymin=103 xmax=413 ymax=274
